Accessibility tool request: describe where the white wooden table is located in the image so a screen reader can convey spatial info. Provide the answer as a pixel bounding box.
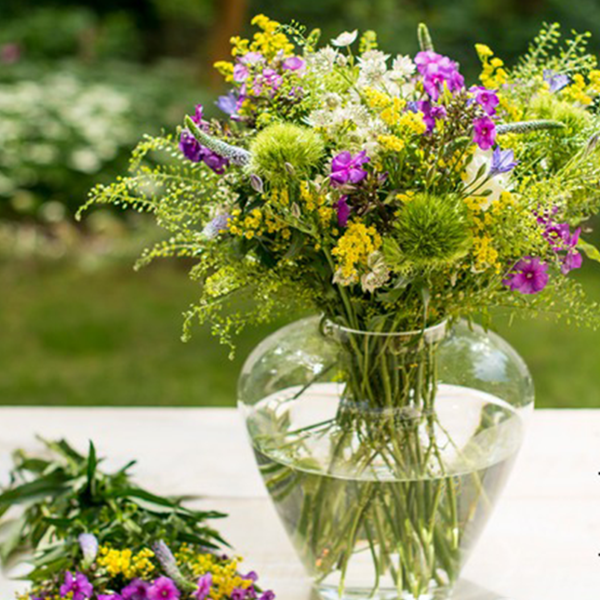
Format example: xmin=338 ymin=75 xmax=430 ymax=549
xmin=0 ymin=407 xmax=598 ymax=600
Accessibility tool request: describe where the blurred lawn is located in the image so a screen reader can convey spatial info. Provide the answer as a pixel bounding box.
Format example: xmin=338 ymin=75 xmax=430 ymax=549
xmin=0 ymin=259 xmax=599 ymax=408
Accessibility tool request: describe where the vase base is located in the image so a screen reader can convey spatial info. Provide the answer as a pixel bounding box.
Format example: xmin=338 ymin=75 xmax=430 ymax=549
xmin=316 ymin=584 xmax=450 ymax=600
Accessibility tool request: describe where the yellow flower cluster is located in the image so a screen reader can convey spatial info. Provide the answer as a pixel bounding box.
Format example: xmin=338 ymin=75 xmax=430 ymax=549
xmin=228 ymin=207 xmax=291 ymax=240
xmin=475 ymin=44 xmax=507 ymax=88
xmin=332 ymin=222 xmax=382 ymax=279
xmin=214 ymin=14 xmax=293 ymax=81
xmin=396 ymin=190 xmax=415 ymax=203
xmin=175 ymin=548 xmax=253 ymax=600
xmin=562 ymin=73 xmax=594 ymax=106
xmin=378 ymin=134 xmax=405 ymax=152
xmin=472 ymin=235 xmax=500 ymax=270
xmin=97 ymin=547 xmax=155 ymax=579
xmin=300 ymin=182 xmax=335 ymax=227
xmin=397 ymin=112 xmax=427 ymax=135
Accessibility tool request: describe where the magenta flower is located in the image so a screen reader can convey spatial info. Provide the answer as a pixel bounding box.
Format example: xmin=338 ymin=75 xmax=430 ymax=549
xmin=148 ymin=578 xmax=180 ymax=600
xmin=489 ymin=146 xmax=518 ymax=176
xmin=415 ymin=51 xmax=464 ymax=100
xmin=258 ymin=592 xmax=275 ymax=600
xmin=330 ymin=151 xmax=370 ymax=186
xmin=98 ymin=595 xmax=123 ymax=600
xmin=122 ymin=580 xmax=150 ymax=600
xmin=231 ymin=589 xmax=247 ymax=600
xmin=60 ymin=572 xmax=93 ymax=600
xmin=418 ymin=100 xmax=447 ymax=133
xmin=282 ymin=56 xmax=305 ymax=72
xmin=473 ymin=116 xmax=496 ymax=150
xmin=336 ymin=196 xmax=351 ymax=227
xmin=470 ymin=86 xmax=500 ymax=116
xmin=503 ymin=257 xmax=549 ymax=294
xmin=193 ymin=574 xmax=212 ymax=600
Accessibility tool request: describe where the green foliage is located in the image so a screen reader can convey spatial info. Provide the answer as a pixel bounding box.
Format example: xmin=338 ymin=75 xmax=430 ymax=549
xmin=0 ymin=439 xmax=226 ymax=581
xmin=248 ymin=123 xmax=326 ymax=186
xmin=384 ymin=194 xmax=471 ymax=269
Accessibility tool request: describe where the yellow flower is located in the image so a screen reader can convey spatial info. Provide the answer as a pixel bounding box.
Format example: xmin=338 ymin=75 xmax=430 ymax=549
xmin=398 ymin=111 xmax=427 ymax=135
xmin=332 ymin=222 xmax=382 ymax=279
xmin=378 ymin=134 xmax=405 ymax=152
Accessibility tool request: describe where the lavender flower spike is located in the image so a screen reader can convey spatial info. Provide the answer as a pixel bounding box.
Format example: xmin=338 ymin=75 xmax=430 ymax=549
xmin=153 ymin=541 xmax=196 ymax=592
xmin=78 ymin=533 xmax=98 ymax=568
xmin=184 ymin=116 xmax=250 ymax=166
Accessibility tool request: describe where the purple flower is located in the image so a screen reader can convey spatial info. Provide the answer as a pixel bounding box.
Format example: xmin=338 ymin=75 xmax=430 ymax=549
xmin=216 ymin=92 xmax=238 ymax=116
xmin=262 ymin=68 xmax=282 ymax=91
xmin=258 ymin=592 xmax=275 ymax=600
xmin=562 ymin=249 xmax=583 ymax=274
xmin=415 ymin=51 xmax=464 ymax=100
xmin=200 ymin=148 xmax=229 ymax=174
xmin=148 ymin=578 xmax=180 ymax=600
xmin=242 ymin=572 xmax=258 ymax=583
xmin=241 ymin=52 xmax=264 ymax=65
xmin=233 ymin=63 xmax=249 ymax=83
xmin=282 ymin=56 xmax=305 ymax=72
xmin=203 ymin=213 xmax=230 ymax=239
xmin=336 ymin=196 xmax=351 ymax=227
xmin=489 ymin=146 xmax=518 ymax=176
xmin=122 ymin=580 xmax=150 ymax=600
xmin=330 ymin=151 xmax=370 ymax=186
xmin=179 ymin=130 xmax=203 ymax=163
xmin=231 ymin=589 xmax=247 ymax=600
xmin=60 ymin=572 xmax=93 ymax=600
xmin=98 ymin=595 xmax=122 ymax=600
xmin=503 ymin=257 xmax=549 ymax=294
xmin=193 ymin=574 xmax=212 ymax=600
xmin=543 ymin=70 xmax=570 ymax=93
xmin=418 ymin=100 xmax=447 ymax=133
xmin=473 ymin=116 xmax=496 ymax=151
xmin=470 ymin=86 xmax=500 ymax=116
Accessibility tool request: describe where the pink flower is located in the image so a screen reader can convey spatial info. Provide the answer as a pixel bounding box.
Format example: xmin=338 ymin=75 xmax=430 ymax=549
xmin=98 ymin=595 xmax=122 ymax=600
xmin=470 ymin=86 xmax=499 ymax=116
xmin=60 ymin=572 xmax=93 ymax=600
xmin=148 ymin=578 xmax=180 ymax=600
xmin=193 ymin=574 xmax=212 ymax=600
xmin=282 ymin=56 xmax=305 ymax=72
xmin=122 ymin=579 xmax=150 ymax=600
xmin=330 ymin=151 xmax=370 ymax=186
xmin=473 ymin=116 xmax=496 ymax=150
xmin=503 ymin=257 xmax=549 ymax=294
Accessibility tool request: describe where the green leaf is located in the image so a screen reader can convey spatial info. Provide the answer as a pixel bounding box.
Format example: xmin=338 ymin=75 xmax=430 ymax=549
xmin=85 ymin=441 xmax=97 ymax=499
xmin=578 ymin=238 xmax=600 ymax=263
xmin=0 ymin=474 xmax=68 ymax=505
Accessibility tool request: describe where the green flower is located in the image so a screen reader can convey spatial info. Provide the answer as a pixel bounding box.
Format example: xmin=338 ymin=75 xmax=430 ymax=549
xmin=248 ymin=123 xmax=325 ymax=186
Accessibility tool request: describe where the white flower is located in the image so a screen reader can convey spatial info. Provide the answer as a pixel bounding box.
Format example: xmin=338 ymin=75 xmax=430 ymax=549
xmin=463 ymin=149 xmax=513 ymax=210
xmin=331 ymin=30 xmax=358 ymax=47
xmin=307 ymin=47 xmax=338 ymax=74
xmin=360 ymin=252 xmax=390 ymax=293
xmin=357 ymin=50 xmax=390 ymax=87
xmin=390 ymin=55 xmax=415 ymax=80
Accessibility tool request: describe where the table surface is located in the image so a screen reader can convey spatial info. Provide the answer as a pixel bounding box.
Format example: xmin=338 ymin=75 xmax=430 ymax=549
xmin=0 ymin=407 xmax=598 ymax=600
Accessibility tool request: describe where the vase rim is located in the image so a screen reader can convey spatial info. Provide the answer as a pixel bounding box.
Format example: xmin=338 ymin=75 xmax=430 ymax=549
xmin=322 ymin=318 xmax=448 ymax=342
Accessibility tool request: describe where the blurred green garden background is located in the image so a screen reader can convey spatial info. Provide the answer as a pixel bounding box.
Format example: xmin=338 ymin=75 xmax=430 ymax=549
xmin=1 ymin=0 xmax=599 ymax=408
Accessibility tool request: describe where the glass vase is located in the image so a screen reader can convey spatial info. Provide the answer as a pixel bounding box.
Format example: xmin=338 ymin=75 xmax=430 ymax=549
xmin=238 ymin=316 xmax=533 ymax=600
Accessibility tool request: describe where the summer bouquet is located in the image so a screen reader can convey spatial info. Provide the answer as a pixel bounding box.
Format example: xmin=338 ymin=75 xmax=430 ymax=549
xmin=82 ymin=16 xmax=600 ymax=600
xmin=0 ymin=440 xmax=274 ymax=600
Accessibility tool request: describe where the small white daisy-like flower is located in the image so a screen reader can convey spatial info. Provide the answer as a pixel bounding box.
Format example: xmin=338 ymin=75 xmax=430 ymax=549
xmin=331 ymin=30 xmax=358 ymax=47
xmin=357 ymin=50 xmax=390 ymax=87
xmin=390 ymin=55 xmax=416 ymax=79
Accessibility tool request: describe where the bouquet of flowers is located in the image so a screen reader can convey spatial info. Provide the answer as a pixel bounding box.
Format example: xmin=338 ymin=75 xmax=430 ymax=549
xmin=0 ymin=440 xmax=274 ymax=600
xmin=82 ymin=15 xmax=600 ymax=600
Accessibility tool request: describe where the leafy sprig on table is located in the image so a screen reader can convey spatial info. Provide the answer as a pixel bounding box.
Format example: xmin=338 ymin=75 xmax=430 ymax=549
xmin=0 ymin=439 xmax=227 ymax=582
